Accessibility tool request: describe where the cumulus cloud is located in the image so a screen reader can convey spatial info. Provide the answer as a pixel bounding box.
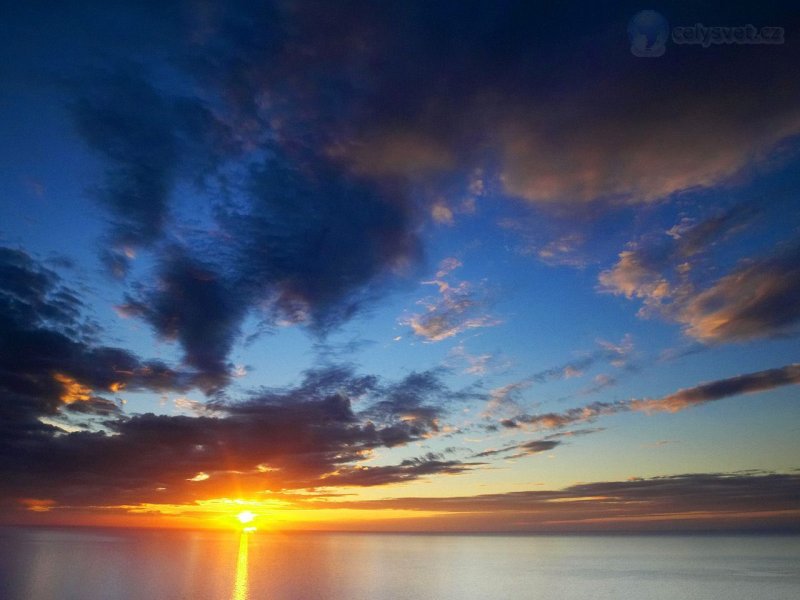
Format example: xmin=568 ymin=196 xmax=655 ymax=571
xmin=599 ymin=204 xmax=800 ymax=342
xmin=44 ymin=0 xmax=800 ymax=380
xmin=0 ymin=253 xmax=476 ymax=509
xmin=677 ymin=247 xmax=800 ymax=342
xmin=310 ymin=4 xmax=800 ymax=207
xmin=0 ymin=248 xmax=193 ymax=436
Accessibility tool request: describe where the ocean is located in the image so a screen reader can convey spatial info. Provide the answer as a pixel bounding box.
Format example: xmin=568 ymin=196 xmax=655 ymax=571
xmin=1 ymin=528 xmax=798 ymax=599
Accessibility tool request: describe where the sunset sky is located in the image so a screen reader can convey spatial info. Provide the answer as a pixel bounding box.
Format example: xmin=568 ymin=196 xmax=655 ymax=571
xmin=1 ymin=0 xmax=799 ymax=532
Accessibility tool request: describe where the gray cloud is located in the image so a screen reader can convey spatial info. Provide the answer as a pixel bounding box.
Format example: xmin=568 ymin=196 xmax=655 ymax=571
xmin=502 ymin=363 xmax=800 ymax=430
xmin=303 ymin=471 xmax=800 ymax=531
xmin=473 ymin=439 xmax=559 ymax=458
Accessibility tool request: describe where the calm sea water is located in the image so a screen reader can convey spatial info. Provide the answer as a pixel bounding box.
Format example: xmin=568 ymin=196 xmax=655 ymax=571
xmin=1 ymin=528 xmax=798 ymax=599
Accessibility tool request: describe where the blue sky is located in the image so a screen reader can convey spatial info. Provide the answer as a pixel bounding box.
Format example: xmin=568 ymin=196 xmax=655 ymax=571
xmin=0 ymin=0 xmax=798 ymax=530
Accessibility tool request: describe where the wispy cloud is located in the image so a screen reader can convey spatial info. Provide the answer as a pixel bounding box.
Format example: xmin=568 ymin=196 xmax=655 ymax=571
xmin=599 ymin=206 xmax=800 ymax=343
xmin=473 ymin=439 xmax=559 ymax=459
xmin=302 ymin=471 xmax=800 ymax=531
xmin=403 ymin=258 xmax=499 ymax=342
xmin=502 ymin=364 xmax=800 ymax=430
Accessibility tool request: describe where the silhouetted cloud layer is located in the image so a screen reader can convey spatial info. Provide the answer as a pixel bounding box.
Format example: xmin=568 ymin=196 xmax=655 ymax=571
xmin=0 ymin=248 xmax=192 ymax=436
xmin=0 ymin=249 xmax=482 ymax=510
xmin=308 ymin=471 xmax=800 ymax=531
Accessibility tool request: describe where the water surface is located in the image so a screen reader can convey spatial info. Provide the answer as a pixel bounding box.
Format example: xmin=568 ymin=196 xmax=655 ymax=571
xmin=1 ymin=528 xmax=798 ymax=599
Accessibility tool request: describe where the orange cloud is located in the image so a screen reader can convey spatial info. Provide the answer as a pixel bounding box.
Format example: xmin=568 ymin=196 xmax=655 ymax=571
xmin=631 ymin=364 xmax=800 ymax=413
xmin=53 ymin=373 xmax=92 ymax=404
xmin=404 ymin=258 xmax=499 ymax=341
xmin=20 ymin=498 xmax=57 ymax=513
xmin=332 ymin=131 xmax=454 ymax=177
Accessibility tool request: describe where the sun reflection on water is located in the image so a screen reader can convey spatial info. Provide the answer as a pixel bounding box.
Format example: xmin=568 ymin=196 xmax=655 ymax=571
xmin=232 ymin=532 xmax=249 ymax=600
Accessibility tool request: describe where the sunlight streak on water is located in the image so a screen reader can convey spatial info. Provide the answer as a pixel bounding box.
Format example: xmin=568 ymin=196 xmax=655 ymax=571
xmin=2 ymin=529 xmax=799 ymax=599
xmin=231 ymin=532 xmax=249 ymax=600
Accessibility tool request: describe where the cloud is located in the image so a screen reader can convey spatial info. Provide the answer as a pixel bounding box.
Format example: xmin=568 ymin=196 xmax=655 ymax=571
xmin=0 ymin=247 xmax=193 ymax=435
xmin=446 ymin=344 xmax=504 ymax=376
xmin=47 ymin=1 xmax=800 ymax=381
xmin=503 ymin=400 xmax=628 ymax=431
xmin=0 ymin=296 xmax=474 ymax=511
xmin=337 ymin=131 xmax=455 ymax=177
xmin=599 ymin=206 xmax=800 ymax=342
xmin=308 ymin=4 xmax=800 ymax=206
xmin=502 ymin=363 xmax=800 ymax=430
xmin=305 ymin=471 xmax=800 ymax=531
xmin=631 ymin=364 xmax=800 ymax=413
xmin=677 ymin=247 xmax=800 ymax=342
xmin=534 ymin=233 xmax=587 ymax=267
xmin=498 ymin=87 xmax=800 ymax=205
xmin=404 ymin=258 xmax=499 ymax=341
xmin=319 ymin=453 xmax=483 ymax=488
xmin=221 ymin=151 xmax=421 ymax=332
xmin=121 ymin=250 xmax=246 ymax=389
xmin=473 ymin=439 xmax=559 ymax=459
xmin=361 ymin=370 xmax=450 ymax=440
xmin=70 ymin=69 xmax=228 ymax=276
xmin=485 ymin=336 xmax=633 ymax=415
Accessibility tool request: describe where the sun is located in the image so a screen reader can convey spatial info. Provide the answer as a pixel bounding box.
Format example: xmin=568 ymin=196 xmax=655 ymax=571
xmin=237 ymin=510 xmax=256 ymax=526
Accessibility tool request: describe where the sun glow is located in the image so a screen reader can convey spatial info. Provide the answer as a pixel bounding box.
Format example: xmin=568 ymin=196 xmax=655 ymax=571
xmin=236 ymin=510 xmax=257 ymax=531
xmin=237 ymin=510 xmax=255 ymax=524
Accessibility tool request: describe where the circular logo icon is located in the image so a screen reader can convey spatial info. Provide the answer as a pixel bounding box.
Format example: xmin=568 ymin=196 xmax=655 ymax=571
xmin=628 ymin=10 xmax=669 ymax=57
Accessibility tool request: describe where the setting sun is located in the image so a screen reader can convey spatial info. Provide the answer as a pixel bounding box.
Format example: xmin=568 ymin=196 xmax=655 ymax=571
xmin=2 ymin=2 xmax=800 ymax=599
xmin=237 ymin=511 xmax=255 ymax=525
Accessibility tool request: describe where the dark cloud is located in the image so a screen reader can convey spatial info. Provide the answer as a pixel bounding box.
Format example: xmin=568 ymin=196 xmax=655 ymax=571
xmin=0 ymin=281 xmax=471 ymax=510
xmin=632 ymin=363 xmax=800 ymax=413
xmin=0 ymin=248 xmax=192 ymax=436
xmin=121 ymin=250 xmax=246 ymax=389
xmin=305 ymin=471 xmax=800 ymax=531
xmin=502 ymin=363 xmax=800 ymax=430
xmin=361 ymin=370 xmax=453 ymax=439
xmin=220 ymin=150 xmax=421 ymax=331
xmin=677 ymin=246 xmax=800 ymax=342
xmin=320 ymin=453 xmax=483 ymax=488
xmin=0 ymin=247 xmax=84 ymax=334
xmin=309 ymin=3 xmax=800 ymax=208
xmin=53 ymin=1 xmax=800 ymax=378
xmin=71 ymin=70 xmax=228 ymax=274
xmin=473 ymin=439 xmax=559 ymax=458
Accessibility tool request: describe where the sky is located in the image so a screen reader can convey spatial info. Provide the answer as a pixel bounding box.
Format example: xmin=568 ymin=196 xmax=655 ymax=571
xmin=0 ymin=0 xmax=799 ymax=532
